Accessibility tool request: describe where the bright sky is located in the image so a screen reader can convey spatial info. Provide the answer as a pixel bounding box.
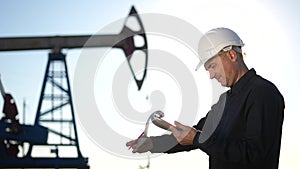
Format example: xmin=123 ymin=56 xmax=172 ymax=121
xmin=0 ymin=0 xmax=300 ymax=169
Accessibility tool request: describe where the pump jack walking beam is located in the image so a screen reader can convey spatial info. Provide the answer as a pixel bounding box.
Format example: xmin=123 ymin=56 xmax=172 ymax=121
xmin=0 ymin=6 xmax=148 ymax=90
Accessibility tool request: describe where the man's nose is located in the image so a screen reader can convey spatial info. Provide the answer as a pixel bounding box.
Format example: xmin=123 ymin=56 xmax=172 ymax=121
xmin=209 ymin=71 xmax=215 ymax=79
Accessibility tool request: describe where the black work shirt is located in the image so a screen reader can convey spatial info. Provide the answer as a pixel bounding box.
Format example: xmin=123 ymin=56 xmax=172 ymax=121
xmin=150 ymin=69 xmax=285 ymax=169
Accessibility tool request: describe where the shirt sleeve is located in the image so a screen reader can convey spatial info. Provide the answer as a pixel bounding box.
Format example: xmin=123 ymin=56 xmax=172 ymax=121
xmin=150 ymin=134 xmax=198 ymax=154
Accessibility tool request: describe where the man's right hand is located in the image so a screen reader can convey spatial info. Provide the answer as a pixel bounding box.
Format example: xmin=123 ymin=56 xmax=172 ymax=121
xmin=126 ymin=137 xmax=153 ymax=153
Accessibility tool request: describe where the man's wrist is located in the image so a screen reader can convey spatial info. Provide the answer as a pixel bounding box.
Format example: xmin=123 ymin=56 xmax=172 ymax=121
xmin=193 ymin=130 xmax=202 ymax=146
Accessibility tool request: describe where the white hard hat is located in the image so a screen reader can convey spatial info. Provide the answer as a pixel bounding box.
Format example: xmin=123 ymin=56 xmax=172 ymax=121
xmin=195 ymin=27 xmax=244 ymax=70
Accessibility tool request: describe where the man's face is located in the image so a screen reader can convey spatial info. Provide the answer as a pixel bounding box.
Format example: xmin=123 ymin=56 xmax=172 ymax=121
xmin=204 ymin=52 xmax=234 ymax=87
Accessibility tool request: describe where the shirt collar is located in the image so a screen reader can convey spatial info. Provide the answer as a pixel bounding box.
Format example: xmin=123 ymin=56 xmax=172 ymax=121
xmin=228 ymin=68 xmax=256 ymax=95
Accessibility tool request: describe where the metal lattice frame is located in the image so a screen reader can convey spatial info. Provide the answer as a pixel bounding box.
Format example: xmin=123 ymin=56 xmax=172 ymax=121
xmin=27 ymin=53 xmax=83 ymax=158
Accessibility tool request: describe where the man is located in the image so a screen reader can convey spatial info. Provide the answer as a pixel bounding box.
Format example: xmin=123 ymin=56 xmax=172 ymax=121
xmin=126 ymin=28 xmax=285 ymax=169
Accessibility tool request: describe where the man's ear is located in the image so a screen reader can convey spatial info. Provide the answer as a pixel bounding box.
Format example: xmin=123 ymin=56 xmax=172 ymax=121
xmin=227 ymin=50 xmax=238 ymax=62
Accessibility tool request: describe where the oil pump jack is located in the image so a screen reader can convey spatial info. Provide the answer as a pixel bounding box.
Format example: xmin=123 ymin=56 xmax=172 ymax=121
xmin=0 ymin=6 xmax=148 ymax=168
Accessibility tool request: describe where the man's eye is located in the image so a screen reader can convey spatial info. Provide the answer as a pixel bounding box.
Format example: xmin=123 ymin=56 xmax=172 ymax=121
xmin=210 ymin=64 xmax=216 ymax=69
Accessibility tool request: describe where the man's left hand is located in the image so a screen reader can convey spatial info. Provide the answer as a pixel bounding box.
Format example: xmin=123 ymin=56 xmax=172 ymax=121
xmin=170 ymin=121 xmax=197 ymax=146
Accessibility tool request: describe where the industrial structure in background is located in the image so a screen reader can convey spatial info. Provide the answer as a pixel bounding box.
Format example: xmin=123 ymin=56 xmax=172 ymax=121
xmin=0 ymin=6 xmax=148 ymax=169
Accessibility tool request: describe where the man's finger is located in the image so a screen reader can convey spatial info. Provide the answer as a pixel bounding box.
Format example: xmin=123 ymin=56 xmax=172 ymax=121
xmin=132 ymin=147 xmax=138 ymax=153
xmin=174 ymin=121 xmax=186 ymax=130
xmin=169 ymin=125 xmax=177 ymax=133
xmin=126 ymin=140 xmax=136 ymax=147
